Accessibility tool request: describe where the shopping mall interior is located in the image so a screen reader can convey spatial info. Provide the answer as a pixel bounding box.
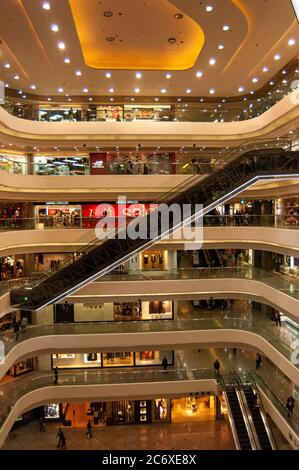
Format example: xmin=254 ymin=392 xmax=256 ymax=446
xmin=0 ymin=0 xmax=299 ymax=455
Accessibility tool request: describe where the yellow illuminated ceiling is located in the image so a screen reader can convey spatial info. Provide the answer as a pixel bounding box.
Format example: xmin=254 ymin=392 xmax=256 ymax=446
xmin=69 ymin=0 xmax=205 ymax=70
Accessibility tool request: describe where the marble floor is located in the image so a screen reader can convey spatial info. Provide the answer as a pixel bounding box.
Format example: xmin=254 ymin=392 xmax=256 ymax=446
xmin=1 ymin=419 xmax=235 ymax=451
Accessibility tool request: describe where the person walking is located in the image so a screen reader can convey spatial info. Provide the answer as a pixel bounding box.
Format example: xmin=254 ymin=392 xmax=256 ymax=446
xmin=286 ymin=397 xmax=292 ymax=418
xmin=14 ymin=321 xmax=20 ymax=341
xmin=56 ymin=428 xmax=65 ymax=448
xmin=21 ymin=316 xmax=28 ymax=332
xmin=39 ymin=416 xmax=46 ymax=432
xmin=86 ymin=420 xmax=92 ymax=438
xmin=53 ymin=367 xmax=58 ymax=385
xmin=213 ymin=358 xmax=220 ymax=377
xmin=275 ymin=311 xmax=282 ymax=327
xmin=162 ymin=356 xmax=168 ymax=372
xmin=256 ymin=353 xmax=262 ymax=370
xmin=287 ymin=396 xmax=295 ymax=416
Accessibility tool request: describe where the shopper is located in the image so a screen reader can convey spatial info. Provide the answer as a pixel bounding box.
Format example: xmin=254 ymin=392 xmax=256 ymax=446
xmin=14 ymin=321 xmax=20 ymax=341
xmin=232 ymin=348 xmax=237 ymax=356
xmin=162 ymin=356 xmax=168 ymax=372
xmin=21 ymin=316 xmax=28 ymax=332
xmin=275 ymin=310 xmax=282 ymax=327
xmin=56 ymin=428 xmax=65 ymax=448
xmin=213 ymin=358 xmax=220 ymax=377
xmin=86 ymin=420 xmax=92 ymax=438
xmin=39 ymin=416 xmax=46 ymax=432
xmin=53 ymin=367 xmax=58 ymax=385
xmin=287 ymin=396 xmax=295 ymax=417
xmin=256 ymin=353 xmax=262 ymax=370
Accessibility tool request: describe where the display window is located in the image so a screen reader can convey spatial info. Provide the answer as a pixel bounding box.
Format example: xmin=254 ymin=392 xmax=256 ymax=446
xmin=10 ymin=358 xmax=33 ymax=377
xmin=135 ymin=350 xmax=173 ymax=366
xmin=34 ymin=253 xmax=73 ymax=273
xmin=44 ymin=403 xmax=61 ymax=420
xmin=33 ymin=156 xmax=89 ymax=175
xmin=102 ymin=352 xmax=134 ymax=367
xmin=113 ymin=301 xmax=142 ymax=321
xmin=0 ymin=255 xmax=24 ymax=280
xmin=81 ymin=202 xmax=158 ymax=228
xmin=96 ymin=106 xmax=123 ymax=121
xmin=35 ymin=204 xmax=81 ymax=228
xmin=52 ymin=353 xmax=102 ymax=369
xmin=141 ymin=250 xmax=166 ymax=271
xmin=38 ymin=108 xmax=82 ymax=122
xmin=171 ymin=396 xmax=216 ymax=422
xmin=123 ymin=105 xmax=172 ymax=122
xmin=152 ymin=398 xmax=171 ymax=422
xmin=0 ymin=154 xmax=26 ymax=174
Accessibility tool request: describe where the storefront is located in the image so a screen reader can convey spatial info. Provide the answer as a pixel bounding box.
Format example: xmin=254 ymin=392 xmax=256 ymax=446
xmin=282 ymin=197 xmax=299 ymax=226
xmin=0 ymin=255 xmax=25 ymax=279
xmin=32 ymin=156 xmax=89 ymax=175
xmin=51 ymin=350 xmax=173 ymax=370
xmin=34 ymin=202 xmax=82 ymax=228
xmin=34 ymin=252 xmax=74 ymax=273
xmin=141 ymin=250 xmax=167 ymax=271
xmin=0 ymin=153 xmax=26 ymax=174
xmin=89 ymin=152 xmax=175 ymax=175
xmin=38 ymin=107 xmax=82 ymax=122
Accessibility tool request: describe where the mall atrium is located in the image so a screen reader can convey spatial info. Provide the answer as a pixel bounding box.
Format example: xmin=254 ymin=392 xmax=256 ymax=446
xmin=0 ymin=0 xmax=299 ymax=453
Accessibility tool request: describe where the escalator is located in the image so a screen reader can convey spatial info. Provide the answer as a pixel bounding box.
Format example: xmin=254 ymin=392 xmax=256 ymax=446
xmin=223 ymin=385 xmax=254 ymax=450
xmin=11 ymin=146 xmax=299 ymax=310
xmin=243 ymin=385 xmax=273 ymax=449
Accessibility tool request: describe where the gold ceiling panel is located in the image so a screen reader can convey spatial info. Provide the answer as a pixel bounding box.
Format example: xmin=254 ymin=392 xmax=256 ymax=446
xmin=69 ymin=0 xmax=204 ymax=70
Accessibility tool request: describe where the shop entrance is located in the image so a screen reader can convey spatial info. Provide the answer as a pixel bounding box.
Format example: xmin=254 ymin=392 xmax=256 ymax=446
xmin=171 ymin=396 xmax=216 ymax=422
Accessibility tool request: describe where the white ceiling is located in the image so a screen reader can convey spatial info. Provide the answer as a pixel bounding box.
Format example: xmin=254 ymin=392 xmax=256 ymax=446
xmin=0 ymin=0 xmax=298 ymax=98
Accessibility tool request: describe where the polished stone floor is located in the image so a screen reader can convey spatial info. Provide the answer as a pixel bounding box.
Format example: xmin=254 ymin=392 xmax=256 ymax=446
xmin=1 ymin=419 xmax=235 ymax=451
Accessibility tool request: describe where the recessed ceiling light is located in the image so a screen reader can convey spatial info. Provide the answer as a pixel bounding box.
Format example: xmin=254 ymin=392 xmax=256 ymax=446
xmin=154 ymin=98 xmax=159 ymax=101
xmin=109 ymin=87 xmax=114 ymax=93
xmin=168 ymin=37 xmax=176 ymax=43
xmin=14 ymin=75 xmax=19 ymax=80
xmin=42 ymin=2 xmax=51 ymax=10
xmin=218 ymin=44 xmax=224 ymax=50
xmin=134 ymin=87 xmax=140 ymax=93
xmin=135 ymin=72 xmax=142 ymax=79
xmin=288 ymin=38 xmax=296 ymax=46
xmin=223 ymin=25 xmax=230 ymax=31
xmin=195 ymin=71 xmax=203 ymax=79
xmin=5 ymin=83 xmax=9 ymax=88
xmin=209 ymin=57 xmax=216 ymax=65
xmin=64 ymin=57 xmax=71 ymax=64
xmin=68 ymin=98 xmax=72 ymax=101
xmin=51 ymin=24 xmax=59 ymax=32
xmin=4 ymin=63 xmax=10 ymax=69
xmin=18 ymin=90 xmax=22 ymax=94
xmin=58 ymin=41 xmax=65 ymax=50
xmin=75 ymin=70 xmax=82 ymax=76
xmin=83 ymin=87 xmax=88 ymax=93
xmin=262 ymin=66 xmax=269 ymax=72
xmin=166 ymin=73 xmax=172 ymax=79
xmin=160 ymin=88 xmax=167 ymax=93
xmin=209 ymin=88 xmax=215 ymax=94
xmin=103 ymin=11 xmax=113 ymax=17
xmin=282 ymin=69 xmax=287 ymax=74
xmin=89 ymin=97 xmax=93 ymax=101
xmin=186 ymin=88 xmax=192 ymax=94
xmin=131 ymin=97 xmax=135 ymax=101
xmin=110 ymin=97 xmax=114 ymax=101
xmin=22 ymin=95 xmax=26 ymax=99
xmin=250 ymin=91 xmax=254 ymax=94
xmin=238 ymin=86 xmax=244 ymax=92
xmin=30 ymin=84 xmax=36 ymax=90
xmin=270 ymin=81 xmax=275 ymax=85
xmin=174 ymin=13 xmax=183 ymax=19
xmin=274 ymin=53 xmax=281 ymax=60
xmin=47 ymin=97 xmax=51 ymax=101
xmin=58 ymin=87 xmax=64 ymax=93
xmin=105 ymin=72 xmax=111 ymax=78
xmin=206 ymin=5 xmax=213 ymax=12
xmin=252 ymin=77 xmax=259 ymax=83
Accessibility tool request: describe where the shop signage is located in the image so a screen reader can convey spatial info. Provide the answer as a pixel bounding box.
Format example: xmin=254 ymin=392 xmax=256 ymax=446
xmin=45 ymin=201 xmax=69 ymax=205
xmin=92 ymin=160 xmax=105 ymax=169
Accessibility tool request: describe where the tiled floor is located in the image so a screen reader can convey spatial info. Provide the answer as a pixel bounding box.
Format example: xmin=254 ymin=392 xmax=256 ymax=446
xmin=1 ymin=419 xmax=235 ymax=450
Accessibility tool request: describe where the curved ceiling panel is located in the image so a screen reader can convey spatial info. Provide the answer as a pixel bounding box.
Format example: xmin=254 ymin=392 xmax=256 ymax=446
xmin=69 ymin=0 xmax=205 ymax=70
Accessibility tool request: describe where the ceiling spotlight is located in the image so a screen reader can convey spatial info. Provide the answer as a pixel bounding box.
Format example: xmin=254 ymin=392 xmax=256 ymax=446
xmin=5 ymin=83 xmax=9 ymax=88
xmin=103 ymin=11 xmax=113 ymax=17
xmin=160 ymin=88 xmax=167 ymax=93
xmin=75 ymin=70 xmax=82 ymax=76
xmin=83 ymin=87 xmax=88 ymax=93
xmin=166 ymin=73 xmax=172 ymax=79
xmin=209 ymin=88 xmax=215 ymax=94
xmin=270 ymin=81 xmax=275 ymax=85
xmin=196 ymin=70 xmax=203 ymax=78
xmin=30 ymin=84 xmax=36 ymax=90
xmin=238 ymin=86 xmax=244 ymax=92
xmin=58 ymin=87 xmax=64 ymax=93
xmin=174 ymin=13 xmax=183 ymax=19
xmin=51 ymin=24 xmax=59 ymax=32
xmin=42 ymin=2 xmax=51 ymax=10
xmin=262 ymin=66 xmax=269 ymax=72
xmin=68 ymin=98 xmax=72 ymax=101
xmin=14 ymin=75 xmax=20 ymax=80
xmin=134 ymin=87 xmax=140 ymax=93
xmin=135 ymin=72 xmax=142 ymax=79
xmin=282 ymin=69 xmax=287 ymax=74
xmin=131 ymin=97 xmax=135 ymax=101
xmin=209 ymin=57 xmax=216 ymax=65
xmin=89 ymin=97 xmax=93 ymax=101
xmin=252 ymin=77 xmax=259 ymax=83
xmin=109 ymin=87 xmax=114 ymax=93
xmin=4 ymin=63 xmax=11 ymax=69
xmin=186 ymin=88 xmax=192 ymax=94
xmin=274 ymin=53 xmax=281 ymax=60
xmin=110 ymin=97 xmax=114 ymax=101
xmin=105 ymin=72 xmax=111 ymax=78
xmin=47 ymin=97 xmax=52 ymax=101
xmin=206 ymin=5 xmax=213 ymax=12
xmin=154 ymin=98 xmax=159 ymax=101
xmin=223 ymin=25 xmax=230 ymax=31
xmin=64 ymin=57 xmax=71 ymax=64
xmin=218 ymin=44 xmax=224 ymax=50
xmin=288 ymin=38 xmax=296 ymax=46
xmin=168 ymin=37 xmax=176 ymax=43
xmin=58 ymin=41 xmax=66 ymax=50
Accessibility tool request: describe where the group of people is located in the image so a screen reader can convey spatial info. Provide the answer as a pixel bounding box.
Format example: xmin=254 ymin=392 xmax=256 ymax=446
xmin=0 ymin=206 xmax=22 ymax=229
